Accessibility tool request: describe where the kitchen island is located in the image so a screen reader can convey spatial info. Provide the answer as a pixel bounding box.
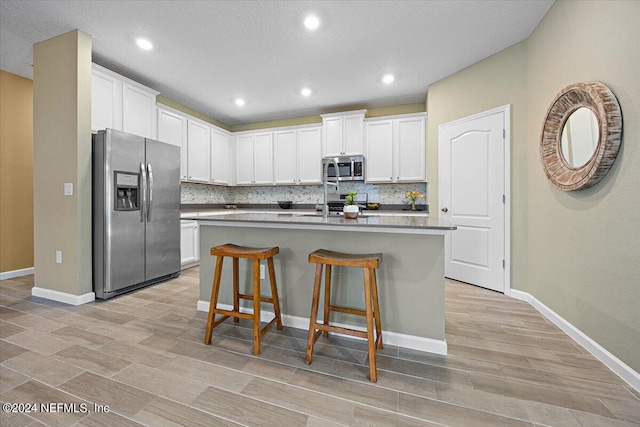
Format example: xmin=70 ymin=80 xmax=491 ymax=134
xmin=187 ymin=211 xmax=456 ymax=355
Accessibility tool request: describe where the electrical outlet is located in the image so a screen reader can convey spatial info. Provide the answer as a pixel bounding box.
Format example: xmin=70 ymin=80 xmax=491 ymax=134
xmin=260 ymin=264 xmax=265 ymax=279
xmin=56 ymin=251 xmax=62 ymax=264
xmin=64 ymin=183 xmax=73 ymax=196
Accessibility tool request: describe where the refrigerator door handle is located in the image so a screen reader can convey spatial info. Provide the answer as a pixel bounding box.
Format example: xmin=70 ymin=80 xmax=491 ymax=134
xmin=140 ymin=162 xmax=147 ymax=223
xmin=147 ymin=163 xmax=154 ymax=222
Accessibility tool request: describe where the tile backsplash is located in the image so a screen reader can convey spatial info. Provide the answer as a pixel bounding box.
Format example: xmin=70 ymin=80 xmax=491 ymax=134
xmin=181 ymin=182 xmax=428 ymax=207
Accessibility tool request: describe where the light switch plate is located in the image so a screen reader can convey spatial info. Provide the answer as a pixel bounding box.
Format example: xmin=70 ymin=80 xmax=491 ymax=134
xmin=56 ymin=251 xmax=62 ymax=264
xmin=64 ymin=183 xmax=73 ymax=196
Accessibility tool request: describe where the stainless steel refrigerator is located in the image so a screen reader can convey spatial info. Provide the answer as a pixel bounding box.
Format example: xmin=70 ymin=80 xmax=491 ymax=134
xmin=93 ymin=128 xmax=180 ymax=299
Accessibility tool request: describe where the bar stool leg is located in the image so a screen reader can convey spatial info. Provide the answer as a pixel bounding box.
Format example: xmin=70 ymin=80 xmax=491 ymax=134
xmin=323 ymin=265 xmax=332 ymax=338
xmin=232 ymin=257 xmax=240 ymax=323
xmin=205 ymin=256 xmax=224 ymax=345
xmin=267 ymin=257 xmax=283 ymax=330
xmin=252 ymin=259 xmax=261 ymax=355
xmin=305 ymin=263 xmax=323 ymax=364
xmin=370 ymin=268 xmax=383 ymax=349
xmin=363 ymin=268 xmax=377 ymax=382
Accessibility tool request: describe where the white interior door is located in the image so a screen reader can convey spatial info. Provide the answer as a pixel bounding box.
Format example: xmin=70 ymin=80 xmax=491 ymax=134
xmin=438 ymin=106 xmax=509 ymax=293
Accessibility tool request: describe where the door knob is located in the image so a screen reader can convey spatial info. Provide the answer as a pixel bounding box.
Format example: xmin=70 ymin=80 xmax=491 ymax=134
xmin=441 ymin=207 xmax=448 ymax=212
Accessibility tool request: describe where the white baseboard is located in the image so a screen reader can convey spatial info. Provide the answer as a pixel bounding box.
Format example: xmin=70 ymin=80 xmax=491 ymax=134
xmin=0 ymin=267 xmax=34 ymax=280
xmin=32 ymin=287 xmax=95 ymax=306
xmin=181 ymin=261 xmax=199 ymax=270
xmin=510 ymin=289 xmax=639 ymax=392
xmin=197 ymin=300 xmax=447 ymax=356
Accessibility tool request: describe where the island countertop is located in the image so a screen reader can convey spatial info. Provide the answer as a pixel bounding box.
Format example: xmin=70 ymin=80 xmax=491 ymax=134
xmin=184 ymin=211 xmax=456 ymax=235
xmin=192 ymin=209 xmax=454 ymax=354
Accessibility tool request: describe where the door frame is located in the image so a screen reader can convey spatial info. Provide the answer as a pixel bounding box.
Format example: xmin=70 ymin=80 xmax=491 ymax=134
xmin=437 ymin=104 xmax=511 ymax=295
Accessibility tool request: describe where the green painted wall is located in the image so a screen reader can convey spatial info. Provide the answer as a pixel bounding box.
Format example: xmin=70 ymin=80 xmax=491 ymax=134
xmin=427 ymin=41 xmax=529 ymax=293
xmin=157 ymin=95 xmax=230 ymax=131
xmin=427 ymin=0 xmax=640 ymax=373
xmin=158 ymin=96 xmax=425 ymax=133
xmin=525 ymin=0 xmax=640 ymax=373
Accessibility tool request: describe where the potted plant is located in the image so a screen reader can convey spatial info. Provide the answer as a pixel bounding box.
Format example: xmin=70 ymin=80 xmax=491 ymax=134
xmin=343 ymin=191 xmax=359 ymax=219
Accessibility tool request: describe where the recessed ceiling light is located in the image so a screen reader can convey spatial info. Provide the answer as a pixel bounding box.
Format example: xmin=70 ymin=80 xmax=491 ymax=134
xmin=304 ymin=15 xmax=320 ymax=30
xmin=135 ymin=38 xmax=153 ymax=51
xmin=235 ymin=98 xmax=245 ymax=107
xmin=382 ymin=74 xmax=395 ymax=84
xmin=300 ymin=88 xmax=312 ymax=97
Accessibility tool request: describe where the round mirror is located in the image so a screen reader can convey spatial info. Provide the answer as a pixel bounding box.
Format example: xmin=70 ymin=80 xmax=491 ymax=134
xmin=540 ymin=82 xmax=622 ymax=191
xmin=560 ymin=107 xmax=599 ymax=168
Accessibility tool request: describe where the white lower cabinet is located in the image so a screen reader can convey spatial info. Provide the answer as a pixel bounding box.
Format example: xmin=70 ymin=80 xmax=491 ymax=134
xmin=365 ymin=113 xmax=427 ymax=183
xmin=180 ymin=220 xmax=199 ymax=269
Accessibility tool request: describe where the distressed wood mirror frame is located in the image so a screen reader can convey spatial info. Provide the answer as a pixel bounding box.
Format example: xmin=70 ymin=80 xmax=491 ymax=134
xmin=540 ymin=81 xmax=622 ymax=191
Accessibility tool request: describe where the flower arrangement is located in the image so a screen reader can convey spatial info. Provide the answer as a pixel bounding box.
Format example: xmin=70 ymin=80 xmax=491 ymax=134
xmin=405 ymin=190 xmax=424 ymax=210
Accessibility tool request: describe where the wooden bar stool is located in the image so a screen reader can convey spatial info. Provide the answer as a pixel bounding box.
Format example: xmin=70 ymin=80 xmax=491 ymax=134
xmin=204 ymin=243 xmax=283 ymax=355
xmin=305 ymin=249 xmax=383 ymax=382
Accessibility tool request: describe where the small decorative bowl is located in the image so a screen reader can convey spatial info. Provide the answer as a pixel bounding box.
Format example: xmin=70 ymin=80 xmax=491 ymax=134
xmin=367 ymin=203 xmax=380 ymax=210
xmin=278 ymin=201 xmax=293 ymax=209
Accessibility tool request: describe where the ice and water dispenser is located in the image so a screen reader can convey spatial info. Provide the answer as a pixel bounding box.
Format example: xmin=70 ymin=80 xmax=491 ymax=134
xmin=114 ymin=171 xmax=139 ymax=211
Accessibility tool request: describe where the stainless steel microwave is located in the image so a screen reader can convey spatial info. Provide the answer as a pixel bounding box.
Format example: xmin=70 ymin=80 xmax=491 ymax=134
xmin=322 ymin=155 xmax=364 ymax=181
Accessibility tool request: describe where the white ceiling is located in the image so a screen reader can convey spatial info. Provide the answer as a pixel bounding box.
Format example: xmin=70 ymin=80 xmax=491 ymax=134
xmin=0 ymin=0 xmax=553 ymax=126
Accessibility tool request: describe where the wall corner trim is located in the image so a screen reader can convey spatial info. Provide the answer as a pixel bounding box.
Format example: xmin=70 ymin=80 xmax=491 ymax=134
xmin=509 ymin=289 xmax=639 ymax=392
xmin=0 ymin=267 xmax=35 ymax=281
xmin=31 ymin=287 xmax=95 ymax=306
xmin=196 ymin=300 xmax=447 ymax=356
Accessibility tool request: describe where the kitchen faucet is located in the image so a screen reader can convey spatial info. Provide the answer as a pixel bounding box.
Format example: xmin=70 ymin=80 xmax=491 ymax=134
xmin=322 ymin=158 xmax=339 ymax=218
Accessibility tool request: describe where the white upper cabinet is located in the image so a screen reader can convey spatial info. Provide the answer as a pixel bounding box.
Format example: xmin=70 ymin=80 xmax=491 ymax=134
xmin=186 ymin=120 xmax=211 ymax=183
xmin=321 ymin=110 xmax=366 ymax=156
xmin=365 ymin=120 xmax=394 ymax=183
xmin=157 ymin=104 xmax=229 ymax=184
xmin=157 ymin=106 xmax=188 ymax=180
xmin=210 ymin=128 xmax=230 ymax=185
xmin=396 ymin=115 xmax=426 ymax=182
xmin=91 ymin=67 xmax=122 ymax=131
xmin=235 ymin=134 xmax=254 ymax=185
xmin=323 ymin=117 xmax=343 ymax=156
xmin=273 ymin=126 xmax=322 ymax=185
xmin=253 ymin=132 xmax=274 ymax=185
xmin=297 ymin=127 xmax=322 ymax=184
xmin=365 ymin=113 xmax=427 ymax=183
xmin=91 ymin=64 xmax=158 ymax=139
xmin=236 ymin=132 xmax=274 ymax=185
xmin=274 ymin=129 xmax=297 ymax=184
xmin=123 ymin=83 xmax=157 ymax=139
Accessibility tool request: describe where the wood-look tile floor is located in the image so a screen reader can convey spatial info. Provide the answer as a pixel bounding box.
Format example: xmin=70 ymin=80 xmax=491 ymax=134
xmin=1 ymin=268 xmax=638 ymax=426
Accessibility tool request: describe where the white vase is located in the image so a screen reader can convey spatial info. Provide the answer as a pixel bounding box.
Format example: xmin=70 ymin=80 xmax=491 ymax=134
xmin=343 ymin=205 xmax=359 ymax=219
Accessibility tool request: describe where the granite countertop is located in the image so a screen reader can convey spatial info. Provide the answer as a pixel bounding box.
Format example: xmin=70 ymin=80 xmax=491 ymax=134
xmin=182 ymin=210 xmax=455 ymax=234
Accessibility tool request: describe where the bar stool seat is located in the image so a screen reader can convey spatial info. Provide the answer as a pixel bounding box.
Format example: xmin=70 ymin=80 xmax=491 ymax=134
xmin=305 ymin=248 xmax=383 ymax=382
xmin=204 ymin=243 xmax=283 ymax=355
